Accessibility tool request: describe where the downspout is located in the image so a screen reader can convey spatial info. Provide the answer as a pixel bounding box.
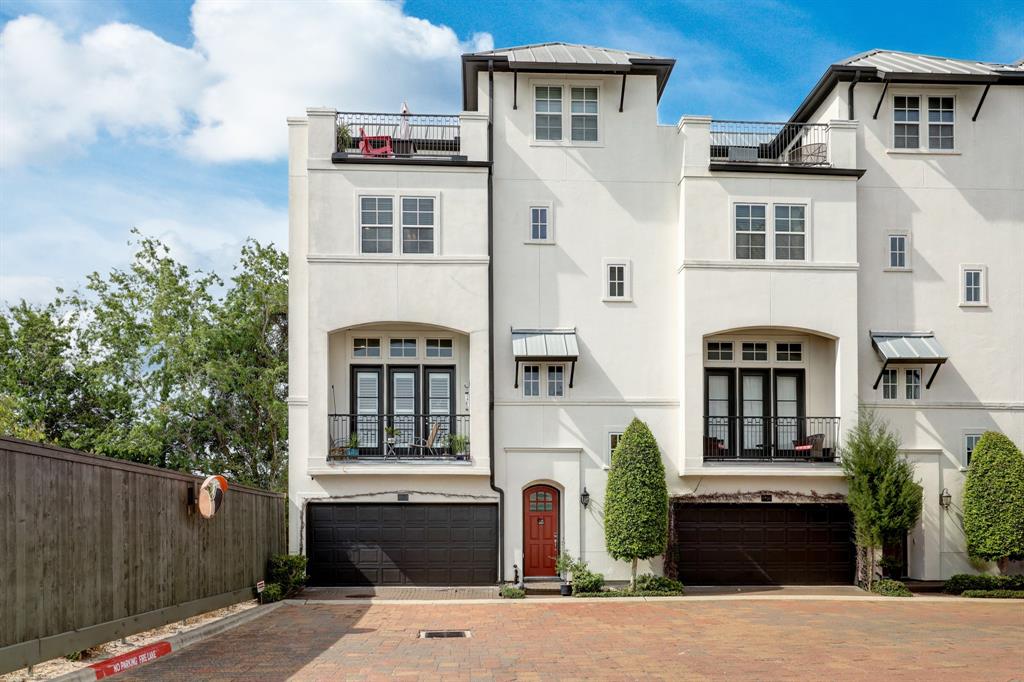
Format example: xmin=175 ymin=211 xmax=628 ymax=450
xmin=847 ymin=72 xmax=860 ymax=120
xmin=486 ymin=58 xmax=506 ymax=582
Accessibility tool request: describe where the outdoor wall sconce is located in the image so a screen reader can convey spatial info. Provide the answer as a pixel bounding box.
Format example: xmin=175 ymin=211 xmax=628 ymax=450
xmin=939 ymin=488 xmax=952 ymax=509
xmin=580 ymin=487 xmax=590 ymax=509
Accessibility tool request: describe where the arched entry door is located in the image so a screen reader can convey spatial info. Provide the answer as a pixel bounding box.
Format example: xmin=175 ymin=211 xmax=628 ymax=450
xmin=523 ymin=485 xmax=559 ymax=577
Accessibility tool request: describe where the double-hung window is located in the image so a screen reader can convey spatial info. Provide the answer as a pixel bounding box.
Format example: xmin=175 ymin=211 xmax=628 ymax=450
xmin=774 ymin=205 xmax=806 ymax=260
xmin=570 ymin=87 xmax=598 ymax=142
xmin=905 ymin=368 xmax=921 ymax=400
xmin=888 ymin=234 xmax=908 ymax=269
xmin=881 ymin=368 xmax=898 ymax=400
xmin=735 ymin=204 xmax=766 ymax=259
xmin=529 ymin=206 xmax=550 ymax=242
xmin=360 ymin=197 xmax=393 ymax=253
xmin=522 ymin=365 xmax=540 ymax=397
xmin=535 ymin=86 xmax=563 ymax=141
xmin=547 ymin=366 xmax=565 ymax=397
xmin=401 ymin=197 xmax=434 ymax=254
xmin=893 ymin=96 xmax=920 ymax=149
xmin=928 ymin=97 xmax=955 ymax=150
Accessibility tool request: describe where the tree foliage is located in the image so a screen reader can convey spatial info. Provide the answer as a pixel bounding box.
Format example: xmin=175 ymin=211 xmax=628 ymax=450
xmin=841 ymin=409 xmax=923 ymax=588
xmin=963 ymin=432 xmax=1024 ymax=562
xmin=0 ymin=231 xmax=289 ymax=491
xmin=604 ymin=418 xmax=668 ymax=587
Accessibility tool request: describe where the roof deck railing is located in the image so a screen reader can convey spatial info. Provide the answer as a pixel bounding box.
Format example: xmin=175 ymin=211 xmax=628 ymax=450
xmin=710 ymin=120 xmax=831 ymax=167
xmin=336 ymin=111 xmax=461 ymax=158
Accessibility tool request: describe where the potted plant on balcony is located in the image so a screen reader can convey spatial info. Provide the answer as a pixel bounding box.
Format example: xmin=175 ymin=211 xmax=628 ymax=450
xmin=449 ymin=434 xmax=469 ymax=461
xmin=346 ymin=432 xmax=359 ymax=458
xmin=337 ymin=123 xmax=352 ymax=152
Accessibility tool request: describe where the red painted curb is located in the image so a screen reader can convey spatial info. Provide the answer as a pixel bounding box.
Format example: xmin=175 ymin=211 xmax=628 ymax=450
xmin=88 ymin=641 xmax=172 ymax=679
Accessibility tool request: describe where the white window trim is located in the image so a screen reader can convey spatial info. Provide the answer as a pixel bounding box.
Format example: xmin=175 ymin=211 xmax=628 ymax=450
xmin=704 ymin=335 xmax=807 ymax=368
xmin=526 ymin=202 xmax=555 ymax=244
xmin=530 ymin=79 xmax=604 ymax=147
xmin=387 ymin=337 xmax=419 ymax=360
xmin=772 ymin=204 xmax=808 ymax=262
xmin=888 ymin=91 xmax=960 ymax=154
xmin=959 ymin=263 xmax=988 ymax=307
xmin=521 ymin=364 xmax=542 ymax=398
xmin=425 ymin=337 xmax=455 ymax=359
xmin=962 ymin=430 xmax=985 ymax=469
xmin=904 ymin=367 xmax=923 ymax=401
xmin=729 ymin=198 xmax=813 ymax=263
xmin=605 ymin=428 xmax=624 ymax=469
xmin=546 ymin=364 xmax=567 ymax=398
xmin=884 ymin=230 xmax=912 ymax=272
xmin=351 ymin=336 xmax=383 ymax=360
xmin=355 ymin=190 xmax=441 ymax=257
xmin=705 ymin=340 xmax=735 ymax=363
xmin=775 ymin=342 xmax=803 ymax=362
xmin=521 ymin=362 xmax=569 ymax=399
xmin=879 ymin=367 xmax=899 ymax=401
xmin=602 ymin=257 xmax=633 ymax=302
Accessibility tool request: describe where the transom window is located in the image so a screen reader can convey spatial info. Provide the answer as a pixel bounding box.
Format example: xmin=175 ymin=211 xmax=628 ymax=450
xmin=905 ymin=368 xmax=921 ymax=400
xmin=426 ymin=338 xmax=453 ymax=358
xmin=881 ymin=368 xmax=898 ymax=400
xmin=353 ymin=338 xmax=381 ymax=357
xmin=889 ymin=234 xmax=908 ymax=269
xmin=390 ymin=338 xmax=417 ymax=358
xmin=735 ymin=204 xmax=767 ymax=259
xmin=964 ymin=433 xmax=982 ymax=466
xmin=774 ymin=205 xmax=805 ymax=260
xmin=928 ymin=96 xmax=955 ymax=150
xmin=776 ymin=343 xmax=802 ymax=362
xmin=530 ymin=206 xmax=549 ymax=241
xmin=401 ymin=197 xmax=435 ymax=254
xmin=570 ymin=87 xmax=599 ymax=142
xmin=523 ymin=365 xmax=540 ymax=397
xmin=528 ymin=490 xmax=553 ymax=511
xmin=535 ymin=86 xmax=563 ymax=141
xmin=707 ymin=341 xmax=733 ymax=361
xmin=893 ymin=96 xmax=920 ymax=149
xmin=548 ymin=366 xmax=565 ymax=397
xmin=360 ymin=197 xmax=393 ymax=253
xmin=963 ymin=268 xmax=982 ymax=304
xmin=742 ymin=342 xmax=768 ymax=361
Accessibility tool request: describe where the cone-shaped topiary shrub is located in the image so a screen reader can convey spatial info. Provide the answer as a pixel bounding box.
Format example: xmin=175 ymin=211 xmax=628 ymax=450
xmin=963 ymin=432 xmax=1024 ymax=562
xmin=604 ymin=418 xmax=668 ymax=588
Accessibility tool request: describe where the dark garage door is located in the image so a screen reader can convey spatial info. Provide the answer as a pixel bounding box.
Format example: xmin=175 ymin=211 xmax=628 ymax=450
xmin=306 ymin=503 xmax=498 ymax=586
xmin=673 ymin=503 xmax=854 ymax=585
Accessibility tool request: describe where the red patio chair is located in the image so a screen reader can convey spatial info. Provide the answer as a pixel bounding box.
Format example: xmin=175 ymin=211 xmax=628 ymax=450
xmin=358 ymin=127 xmax=393 ymax=157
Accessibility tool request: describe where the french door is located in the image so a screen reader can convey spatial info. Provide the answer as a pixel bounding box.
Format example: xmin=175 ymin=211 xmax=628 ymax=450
xmin=424 ymin=367 xmax=455 ymax=447
xmin=739 ymin=369 xmax=770 ymax=458
xmin=704 ymin=368 xmax=805 ymax=459
xmin=705 ymin=369 xmax=735 ymax=454
xmin=773 ymin=370 xmax=805 ymax=458
xmin=351 ymin=366 xmax=383 ymax=449
xmin=388 ymin=367 xmax=419 ymax=450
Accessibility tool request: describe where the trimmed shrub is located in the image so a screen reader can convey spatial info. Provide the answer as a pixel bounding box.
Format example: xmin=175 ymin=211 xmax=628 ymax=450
xmin=575 ymin=589 xmax=682 ymax=598
xmin=499 ymin=585 xmax=526 ymax=599
xmin=572 ymin=569 xmax=605 ymax=594
xmin=260 ymin=582 xmax=284 ymax=603
xmin=634 ymin=574 xmax=684 ymax=593
xmin=963 ymin=432 xmax=1024 ymax=562
xmin=961 ymin=589 xmax=1024 ymax=599
xmin=604 ymin=418 xmax=668 ymax=587
xmin=870 ymin=578 xmax=913 ymax=597
xmin=268 ymin=553 xmax=308 ymax=597
xmin=943 ymin=573 xmax=1024 ymax=594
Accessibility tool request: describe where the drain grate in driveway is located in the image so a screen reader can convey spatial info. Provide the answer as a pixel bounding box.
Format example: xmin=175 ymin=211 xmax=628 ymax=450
xmin=420 ymin=630 xmax=471 ymax=639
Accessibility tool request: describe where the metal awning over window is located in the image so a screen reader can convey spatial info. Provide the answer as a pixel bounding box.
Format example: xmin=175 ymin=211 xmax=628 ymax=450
xmin=870 ymin=331 xmax=948 ymax=390
xmin=511 ymin=328 xmax=579 ymax=388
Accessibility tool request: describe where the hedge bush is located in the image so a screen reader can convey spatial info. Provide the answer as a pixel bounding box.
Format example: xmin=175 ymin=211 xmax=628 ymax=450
xmin=260 ymin=582 xmax=284 ymax=603
xmin=268 ymin=553 xmax=308 ymax=598
xmin=604 ymin=418 xmax=668 ymax=586
xmin=634 ymin=574 xmax=684 ymax=593
xmin=943 ymin=573 xmax=1024 ymax=594
xmin=963 ymin=432 xmax=1024 ymax=562
xmin=870 ymin=578 xmax=913 ymax=597
xmin=499 ymin=585 xmax=526 ymax=599
xmin=572 ymin=569 xmax=605 ymax=594
xmin=961 ymin=589 xmax=1024 ymax=599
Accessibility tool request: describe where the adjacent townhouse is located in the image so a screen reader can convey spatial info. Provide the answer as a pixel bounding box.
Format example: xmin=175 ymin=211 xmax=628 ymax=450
xmin=287 ymin=44 xmax=1024 ymax=587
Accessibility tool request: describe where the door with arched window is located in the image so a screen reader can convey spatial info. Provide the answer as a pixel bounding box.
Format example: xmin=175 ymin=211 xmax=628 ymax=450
xmin=523 ymin=485 xmax=559 ymax=577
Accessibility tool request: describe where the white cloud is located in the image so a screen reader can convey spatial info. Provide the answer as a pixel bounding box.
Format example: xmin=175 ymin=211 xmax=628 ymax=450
xmin=0 ymin=1 xmax=492 ymax=166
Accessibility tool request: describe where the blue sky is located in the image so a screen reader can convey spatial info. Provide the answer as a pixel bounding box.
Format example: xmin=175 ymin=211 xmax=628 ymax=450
xmin=2 ymin=0 xmax=1021 ymax=304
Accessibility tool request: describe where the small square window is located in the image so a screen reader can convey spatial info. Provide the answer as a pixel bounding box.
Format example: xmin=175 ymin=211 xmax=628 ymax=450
xmin=888 ymin=234 xmax=908 ymax=269
xmin=547 ymin=365 xmax=565 ymax=397
xmin=964 ymin=433 xmax=983 ymax=466
xmin=735 ymin=204 xmax=766 ymax=260
xmin=707 ymin=341 xmax=733 ymax=361
xmin=426 ymin=339 xmax=453 ymax=358
xmin=905 ymin=368 xmax=921 ymax=400
xmin=742 ymin=342 xmax=768 ymax=361
xmin=776 ymin=343 xmax=802 ymax=362
xmin=529 ymin=206 xmax=550 ymax=241
xmin=390 ymin=339 xmax=417 ymax=358
xmin=523 ymin=365 xmax=540 ymax=397
xmin=881 ymin=369 xmax=898 ymax=400
xmin=353 ymin=338 xmax=381 ymax=357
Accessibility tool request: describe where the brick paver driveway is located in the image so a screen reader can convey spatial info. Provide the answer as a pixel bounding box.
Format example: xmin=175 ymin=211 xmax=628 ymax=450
xmin=122 ymin=598 xmax=1023 ymax=681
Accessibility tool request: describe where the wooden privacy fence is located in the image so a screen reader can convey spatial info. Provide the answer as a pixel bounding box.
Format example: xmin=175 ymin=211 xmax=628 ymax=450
xmin=0 ymin=437 xmax=287 ymax=673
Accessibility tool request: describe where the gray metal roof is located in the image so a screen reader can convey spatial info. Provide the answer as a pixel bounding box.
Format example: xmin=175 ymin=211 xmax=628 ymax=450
xmin=839 ymin=49 xmax=1024 ymax=77
xmin=468 ymin=42 xmax=666 ymax=66
xmin=870 ymin=331 xmax=948 ymax=363
xmin=511 ymin=328 xmax=579 ymax=359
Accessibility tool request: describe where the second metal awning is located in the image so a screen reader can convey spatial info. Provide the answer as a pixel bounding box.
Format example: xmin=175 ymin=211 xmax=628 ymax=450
xmin=870 ymin=331 xmax=949 ymax=389
xmin=512 ymin=328 xmax=579 ymax=388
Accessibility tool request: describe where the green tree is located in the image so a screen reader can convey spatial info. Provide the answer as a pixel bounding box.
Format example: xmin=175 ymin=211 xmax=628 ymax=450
xmin=604 ymin=418 xmax=668 ymax=588
xmin=841 ymin=410 xmax=923 ymax=589
xmin=963 ymin=432 xmax=1024 ymax=565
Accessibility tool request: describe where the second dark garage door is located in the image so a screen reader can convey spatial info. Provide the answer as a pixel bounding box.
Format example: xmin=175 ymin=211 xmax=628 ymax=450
xmin=306 ymin=503 xmax=498 ymax=586
xmin=673 ymin=503 xmax=855 ymax=585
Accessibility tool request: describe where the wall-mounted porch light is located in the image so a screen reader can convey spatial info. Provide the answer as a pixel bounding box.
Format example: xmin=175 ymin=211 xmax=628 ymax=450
xmin=939 ymin=488 xmax=952 ymax=509
xmin=580 ymin=487 xmax=590 ymax=509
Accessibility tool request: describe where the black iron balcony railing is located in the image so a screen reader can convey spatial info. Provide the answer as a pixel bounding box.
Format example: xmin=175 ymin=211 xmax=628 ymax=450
xmin=710 ymin=121 xmax=831 ymax=166
xmin=703 ymin=416 xmax=841 ymax=462
xmin=336 ymin=112 xmax=461 ymax=158
xmin=328 ymin=413 xmax=470 ymax=461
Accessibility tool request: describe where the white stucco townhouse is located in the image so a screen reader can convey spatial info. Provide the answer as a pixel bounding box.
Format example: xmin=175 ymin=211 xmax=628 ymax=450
xmin=287 ymin=44 xmax=1024 ymax=587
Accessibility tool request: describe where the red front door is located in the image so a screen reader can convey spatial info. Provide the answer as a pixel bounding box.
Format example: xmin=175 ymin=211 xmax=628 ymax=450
xmin=523 ymin=485 xmax=559 ymax=577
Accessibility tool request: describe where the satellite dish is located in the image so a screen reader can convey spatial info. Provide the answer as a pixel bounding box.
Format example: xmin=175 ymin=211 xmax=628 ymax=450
xmin=198 ymin=475 xmax=229 ymax=519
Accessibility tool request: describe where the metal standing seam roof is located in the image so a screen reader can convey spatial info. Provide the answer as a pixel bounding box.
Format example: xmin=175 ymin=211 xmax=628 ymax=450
xmin=870 ymin=332 xmax=948 ymax=363
xmin=469 ymin=42 xmax=666 ymax=67
xmin=511 ymin=328 xmax=579 ymax=358
xmin=840 ymin=49 xmax=1024 ymax=77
